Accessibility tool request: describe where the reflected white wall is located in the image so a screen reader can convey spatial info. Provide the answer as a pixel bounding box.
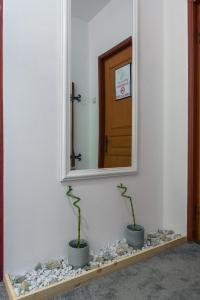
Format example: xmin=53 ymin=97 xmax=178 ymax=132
xmin=71 ymin=17 xmax=90 ymax=169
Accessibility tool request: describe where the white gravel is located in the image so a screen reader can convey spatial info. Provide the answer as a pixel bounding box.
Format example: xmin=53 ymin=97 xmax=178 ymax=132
xmin=10 ymin=230 xmax=182 ymax=297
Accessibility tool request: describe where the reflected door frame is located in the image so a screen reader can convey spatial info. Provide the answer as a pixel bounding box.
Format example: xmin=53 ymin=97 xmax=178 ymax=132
xmin=98 ymin=37 xmax=132 ymax=168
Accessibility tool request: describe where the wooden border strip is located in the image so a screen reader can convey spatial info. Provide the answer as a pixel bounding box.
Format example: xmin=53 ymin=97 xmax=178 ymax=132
xmin=4 ymin=237 xmax=186 ymax=300
xmin=4 ymin=274 xmax=17 ymax=300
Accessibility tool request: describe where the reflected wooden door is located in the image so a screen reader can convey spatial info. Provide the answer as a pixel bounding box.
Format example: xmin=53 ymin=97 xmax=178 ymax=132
xmin=98 ymin=37 xmax=132 ymax=168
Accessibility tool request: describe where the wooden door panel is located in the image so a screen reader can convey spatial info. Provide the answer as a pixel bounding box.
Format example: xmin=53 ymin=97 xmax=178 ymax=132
xmin=188 ymin=0 xmax=200 ymax=241
xmin=197 ymin=11 xmax=200 ymax=239
xmin=193 ymin=3 xmax=200 ymax=240
xmin=103 ymin=45 xmax=132 ymax=168
xmin=98 ymin=37 xmax=132 ymax=168
xmin=109 ymin=136 xmax=132 ymax=155
xmin=0 ymin=0 xmax=3 ymax=281
xmin=196 ymin=4 xmax=200 ymax=240
xmin=105 ymin=49 xmax=132 ymax=132
xmin=104 ymin=155 xmax=132 ymax=168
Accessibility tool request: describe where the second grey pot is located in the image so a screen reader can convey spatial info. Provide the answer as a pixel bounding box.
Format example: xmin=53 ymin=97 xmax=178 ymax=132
xmin=68 ymin=239 xmax=89 ymax=268
xmin=126 ymin=225 xmax=144 ymax=249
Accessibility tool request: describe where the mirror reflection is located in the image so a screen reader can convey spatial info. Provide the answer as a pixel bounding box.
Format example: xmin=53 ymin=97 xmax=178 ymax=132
xmin=71 ymin=0 xmax=133 ymax=170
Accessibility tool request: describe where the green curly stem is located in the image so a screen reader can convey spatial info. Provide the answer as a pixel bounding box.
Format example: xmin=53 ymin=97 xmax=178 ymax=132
xmin=117 ymin=183 xmax=136 ymax=228
xmin=66 ymin=186 xmax=81 ymax=248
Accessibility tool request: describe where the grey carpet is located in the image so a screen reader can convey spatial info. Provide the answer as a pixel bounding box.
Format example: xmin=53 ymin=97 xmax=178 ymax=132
xmin=1 ymin=242 xmax=200 ymax=300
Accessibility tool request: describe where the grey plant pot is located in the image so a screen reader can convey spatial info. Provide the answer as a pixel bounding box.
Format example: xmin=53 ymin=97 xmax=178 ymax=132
xmin=126 ymin=225 xmax=144 ymax=249
xmin=68 ymin=239 xmax=89 ymax=268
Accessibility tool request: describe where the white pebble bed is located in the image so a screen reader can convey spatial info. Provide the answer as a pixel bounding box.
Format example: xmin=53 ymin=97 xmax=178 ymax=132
xmin=10 ymin=230 xmax=182 ymax=297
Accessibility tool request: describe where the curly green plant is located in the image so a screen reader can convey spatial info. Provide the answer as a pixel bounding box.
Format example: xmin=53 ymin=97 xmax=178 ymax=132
xmin=117 ymin=183 xmax=136 ymax=228
xmin=66 ymin=186 xmax=81 ymax=248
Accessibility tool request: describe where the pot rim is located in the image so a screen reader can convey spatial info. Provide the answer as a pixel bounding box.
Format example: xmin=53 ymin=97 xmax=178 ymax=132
xmin=127 ymin=224 xmax=144 ymax=232
xmin=68 ymin=239 xmax=89 ymax=249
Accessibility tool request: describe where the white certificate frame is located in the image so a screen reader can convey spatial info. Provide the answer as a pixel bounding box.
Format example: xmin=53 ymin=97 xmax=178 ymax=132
xmin=115 ymin=63 xmax=131 ymax=100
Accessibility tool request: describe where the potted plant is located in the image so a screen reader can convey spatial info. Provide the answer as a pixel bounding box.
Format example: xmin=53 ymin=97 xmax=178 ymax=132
xmin=117 ymin=183 xmax=144 ymax=249
xmin=66 ymin=186 xmax=89 ymax=268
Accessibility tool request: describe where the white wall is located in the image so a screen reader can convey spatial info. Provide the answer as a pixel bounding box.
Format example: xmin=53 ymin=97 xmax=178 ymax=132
xmin=88 ymin=0 xmax=133 ymax=168
xmin=3 ymin=0 xmax=188 ymax=276
xmin=163 ymin=0 xmax=188 ymax=234
xmin=71 ymin=17 xmax=90 ymax=170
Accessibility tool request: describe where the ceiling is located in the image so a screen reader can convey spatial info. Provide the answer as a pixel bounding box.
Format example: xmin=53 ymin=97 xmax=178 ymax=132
xmin=72 ymin=0 xmax=112 ymax=22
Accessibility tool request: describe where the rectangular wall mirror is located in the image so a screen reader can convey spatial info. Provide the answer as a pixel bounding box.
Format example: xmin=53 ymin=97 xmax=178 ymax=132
xmin=60 ymin=0 xmax=138 ymax=181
